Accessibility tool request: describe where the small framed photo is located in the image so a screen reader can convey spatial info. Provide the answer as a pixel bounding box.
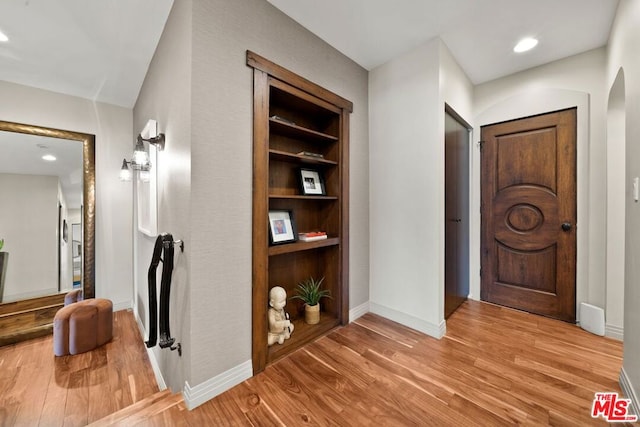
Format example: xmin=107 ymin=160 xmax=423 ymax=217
xmin=268 ymin=210 xmax=297 ymax=245
xmin=299 ymin=168 xmax=325 ymax=196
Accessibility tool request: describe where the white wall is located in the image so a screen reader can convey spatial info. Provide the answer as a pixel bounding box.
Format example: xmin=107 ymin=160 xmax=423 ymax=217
xmin=0 ymin=80 xmax=134 ymax=309
xmin=369 ymin=39 xmax=443 ymax=335
xmin=439 ymin=42 xmax=474 ymax=123
xmin=606 ymin=68 xmax=626 ymax=339
xmin=134 ymin=0 xmax=369 ymax=400
xmin=472 ymin=49 xmax=607 ymax=324
xmin=369 ymin=39 xmax=473 ymax=335
xmin=607 ymin=0 xmax=640 ymax=410
xmin=0 ymin=174 xmax=58 ymax=300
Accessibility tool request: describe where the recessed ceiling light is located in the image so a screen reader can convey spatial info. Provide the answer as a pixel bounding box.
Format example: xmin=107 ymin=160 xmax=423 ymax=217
xmin=0 ymin=30 xmax=8 ymax=43
xmin=514 ymin=37 xmax=538 ymax=53
xmin=42 ymin=154 xmax=56 ymax=162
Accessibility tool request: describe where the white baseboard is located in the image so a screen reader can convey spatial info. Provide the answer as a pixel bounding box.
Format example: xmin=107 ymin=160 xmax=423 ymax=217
xmin=369 ymin=302 xmax=446 ymax=339
xmin=4 ymin=288 xmax=58 ymax=301
xmin=349 ymin=301 xmax=370 ymax=322
xmin=133 ymin=309 xmax=167 ymax=391
xmin=605 ymin=324 xmax=624 ymax=341
xmin=183 ymin=360 xmax=253 ymax=410
xmin=620 ymin=367 xmax=640 ymax=416
xmin=113 ymin=299 xmax=133 ymax=312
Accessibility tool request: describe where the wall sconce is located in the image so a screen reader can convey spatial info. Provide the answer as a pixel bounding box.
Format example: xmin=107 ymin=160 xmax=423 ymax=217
xmin=120 ymin=133 xmax=165 ymax=182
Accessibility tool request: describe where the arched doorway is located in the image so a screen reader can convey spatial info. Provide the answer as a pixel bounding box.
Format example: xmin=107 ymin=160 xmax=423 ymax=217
xmin=605 ymin=68 xmax=626 ymax=339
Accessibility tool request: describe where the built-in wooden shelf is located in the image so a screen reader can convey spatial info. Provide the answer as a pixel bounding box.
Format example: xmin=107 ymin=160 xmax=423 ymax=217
xmin=268 ymin=237 xmax=340 ymax=256
xmin=249 ymin=50 xmax=351 ymax=375
xmin=269 ymin=118 xmax=338 ymax=143
xmin=267 ymin=315 xmax=340 ymax=363
xmin=268 ymin=149 xmax=338 ymax=166
xmin=269 ymin=194 xmax=338 ymax=201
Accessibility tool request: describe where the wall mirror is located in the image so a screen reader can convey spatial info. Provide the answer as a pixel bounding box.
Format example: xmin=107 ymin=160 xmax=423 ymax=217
xmin=0 ymin=120 xmax=95 ymax=303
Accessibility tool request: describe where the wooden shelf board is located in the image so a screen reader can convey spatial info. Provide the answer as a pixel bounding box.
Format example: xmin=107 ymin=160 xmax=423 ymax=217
xmin=267 ymin=315 xmax=340 ymax=364
xmin=269 ymin=237 xmax=339 ymax=256
xmin=269 ymin=149 xmax=338 ymax=166
xmin=269 ymin=194 xmax=338 ymax=200
xmin=269 ymin=118 xmax=338 ymax=143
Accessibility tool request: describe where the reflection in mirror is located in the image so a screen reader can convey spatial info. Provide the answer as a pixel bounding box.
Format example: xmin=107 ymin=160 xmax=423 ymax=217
xmin=0 ymin=132 xmax=82 ymax=301
xmin=0 ymin=120 xmax=95 ymax=305
xmin=72 ymin=222 xmax=81 ymax=286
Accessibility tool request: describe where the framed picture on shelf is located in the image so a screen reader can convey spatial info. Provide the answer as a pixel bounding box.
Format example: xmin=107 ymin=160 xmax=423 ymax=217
xmin=268 ymin=210 xmax=297 ymax=245
xmin=298 ymin=168 xmax=325 ymax=196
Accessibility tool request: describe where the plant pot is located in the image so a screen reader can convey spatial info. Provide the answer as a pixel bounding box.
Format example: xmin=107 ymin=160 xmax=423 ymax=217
xmin=305 ymin=303 xmax=320 ymax=324
xmin=0 ymin=252 xmax=8 ymax=303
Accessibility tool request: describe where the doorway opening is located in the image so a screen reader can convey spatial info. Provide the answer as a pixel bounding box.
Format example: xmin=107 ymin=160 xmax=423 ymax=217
xmin=444 ymin=104 xmax=471 ymax=318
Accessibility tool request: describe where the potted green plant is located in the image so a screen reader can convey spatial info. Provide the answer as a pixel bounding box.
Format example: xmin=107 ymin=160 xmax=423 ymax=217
xmin=291 ymin=276 xmax=331 ymax=324
xmin=0 ymin=239 xmax=7 ymax=302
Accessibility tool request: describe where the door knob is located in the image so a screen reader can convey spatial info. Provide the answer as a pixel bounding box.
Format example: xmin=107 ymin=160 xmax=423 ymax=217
xmin=561 ymin=222 xmax=572 ymax=232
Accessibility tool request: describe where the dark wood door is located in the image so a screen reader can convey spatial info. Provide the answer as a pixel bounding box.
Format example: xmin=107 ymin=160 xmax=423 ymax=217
xmin=445 ymin=108 xmax=470 ymax=318
xmin=480 ymin=108 xmax=577 ymax=322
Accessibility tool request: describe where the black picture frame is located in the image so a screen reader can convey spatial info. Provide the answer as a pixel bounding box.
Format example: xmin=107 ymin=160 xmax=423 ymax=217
xmin=268 ymin=210 xmax=298 ymax=245
xmin=298 ymin=168 xmax=326 ymax=196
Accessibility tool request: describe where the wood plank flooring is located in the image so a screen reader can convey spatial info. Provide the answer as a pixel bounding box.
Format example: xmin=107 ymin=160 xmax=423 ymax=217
xmin=1 ymin=301 xmax=634 ymax=426
xmin=156 ymin=301 xmax=633 ymax=426
xmin=0 ymin=309 xmax=159 ymax=427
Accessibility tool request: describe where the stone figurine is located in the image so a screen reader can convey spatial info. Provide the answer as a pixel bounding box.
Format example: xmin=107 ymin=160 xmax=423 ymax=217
xmin=268 ymin=286 xmax=294 ymax=346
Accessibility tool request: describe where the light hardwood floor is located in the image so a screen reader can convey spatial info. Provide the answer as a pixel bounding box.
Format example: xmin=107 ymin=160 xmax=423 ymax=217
xmin=0 ymin=310 xmax=159 ymax=427
xmin=1 ymin=301 xmax=635 ymax=426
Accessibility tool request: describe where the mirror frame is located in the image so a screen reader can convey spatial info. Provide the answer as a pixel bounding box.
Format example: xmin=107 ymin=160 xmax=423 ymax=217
xmin=0 ymin=120 xmax=96 ymax=299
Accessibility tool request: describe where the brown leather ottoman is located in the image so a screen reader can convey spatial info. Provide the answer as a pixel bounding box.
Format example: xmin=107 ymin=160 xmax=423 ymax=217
xmin=53 ymin=298 xmax=113 ymax=356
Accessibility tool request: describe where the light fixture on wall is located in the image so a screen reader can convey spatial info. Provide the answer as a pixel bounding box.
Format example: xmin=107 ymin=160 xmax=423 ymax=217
xmin=120 ymin=133 xmax=165 ymax=182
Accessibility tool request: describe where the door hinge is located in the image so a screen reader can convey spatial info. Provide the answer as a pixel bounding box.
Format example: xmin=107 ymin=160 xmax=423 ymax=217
xmin=477 ymin=140 xmax=485 ymax=149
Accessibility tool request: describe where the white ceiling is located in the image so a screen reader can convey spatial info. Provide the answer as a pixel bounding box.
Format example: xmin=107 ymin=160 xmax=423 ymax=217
xmin=0 ymin=0 xmax=173 ymax=108
xmin=0 ymin=1 xmax=620 ymax=108
xmin=267 ymin=0 xmax=620 ymax=84
xmin=0 ymin=131 xmax=83 ymax=207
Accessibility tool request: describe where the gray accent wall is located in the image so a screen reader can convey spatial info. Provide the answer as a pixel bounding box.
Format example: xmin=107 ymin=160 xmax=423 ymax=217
xmin=133 ymin=0 xmax=192 ymax=392
xmin=134 ymin=0 xmax=369 ymax=392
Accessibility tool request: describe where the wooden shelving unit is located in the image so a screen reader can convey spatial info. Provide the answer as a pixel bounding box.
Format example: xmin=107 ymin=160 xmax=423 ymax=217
xmin=267 ymin=237 xmax=340 ymax=257
xmin=268 ymin=149 xmax=338 ymax=166
xmin=247 ymin=51 xmax=353 ymax=374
